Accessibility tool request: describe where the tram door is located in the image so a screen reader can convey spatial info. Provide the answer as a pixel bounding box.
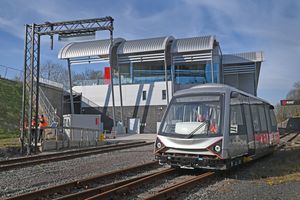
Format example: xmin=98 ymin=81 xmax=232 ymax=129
xmin=243 ymin=103 xmax=255 ymax=155
xmin=228 ymin=94 xmax=249 ymax=156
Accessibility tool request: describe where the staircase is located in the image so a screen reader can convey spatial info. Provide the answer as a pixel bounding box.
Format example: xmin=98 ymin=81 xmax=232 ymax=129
xmin=39 ymin=87 xmax=60 ymax=126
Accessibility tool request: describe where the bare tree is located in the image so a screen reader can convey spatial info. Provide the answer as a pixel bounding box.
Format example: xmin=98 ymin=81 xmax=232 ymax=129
xmin=40 ymin=60 xmax=69 ymax=87
xmin=275 ymin=81 xmax=300 ymax=123
xmin=72 ymin=69 xmax=103 ymax=81
xmin=40 ymin=60 xmax=104 ymax=88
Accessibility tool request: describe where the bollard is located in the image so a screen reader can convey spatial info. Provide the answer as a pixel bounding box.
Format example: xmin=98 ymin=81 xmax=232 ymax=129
xmin=99 ymin=133 xmax=105 ymax=141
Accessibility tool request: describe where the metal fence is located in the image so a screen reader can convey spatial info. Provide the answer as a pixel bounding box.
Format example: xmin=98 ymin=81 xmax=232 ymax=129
xmin=0 ymin=65 xmax=23 ymax=80
xmin=41 ymin=126 xmax=102 ymax=141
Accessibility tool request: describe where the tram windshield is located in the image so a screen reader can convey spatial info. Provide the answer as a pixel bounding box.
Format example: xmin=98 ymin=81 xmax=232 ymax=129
xmin=160 ymin=95 xmax=223 ymax=138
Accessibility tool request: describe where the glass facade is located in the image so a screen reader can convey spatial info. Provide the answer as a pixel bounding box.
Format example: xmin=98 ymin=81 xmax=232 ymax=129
xmin=116 ymin=61 xmax=172 ymax=84
xmin=132 ymin=61 xmax=170 ymax=83
xmin=174 ymin=61 xmax=219 ymax=85
xmin=73 ymin=48 xmax=220 ymax=86
xmin=74 ymin=60 xmax=219 ymax=86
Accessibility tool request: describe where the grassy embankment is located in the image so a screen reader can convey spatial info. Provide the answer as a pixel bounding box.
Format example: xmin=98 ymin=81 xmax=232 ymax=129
xmin=0 ymin=78 xmax=22 ymax=147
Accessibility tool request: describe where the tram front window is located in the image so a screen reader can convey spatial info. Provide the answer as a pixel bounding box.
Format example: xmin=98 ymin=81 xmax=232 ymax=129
xmin=160 ymin=95 xmax=223 ymax=137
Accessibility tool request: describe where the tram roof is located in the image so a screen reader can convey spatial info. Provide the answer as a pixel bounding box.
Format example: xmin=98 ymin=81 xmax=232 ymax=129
xmin=174 ymin=83 xmax=272 ymax=105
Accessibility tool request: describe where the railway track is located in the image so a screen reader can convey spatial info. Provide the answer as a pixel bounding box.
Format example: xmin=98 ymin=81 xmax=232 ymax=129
xmin=278 ymin=131 xmax=300 ymax=149
xmin=279 ymin=130 xmax=294 ymax=139
xmin=7 ymin=160 xmax=215 ymax=200
xmin=0 ymin=141 xmax=152 ymax=171
xmin=79 ymin=168 xmax=214 ymax=200
xmin=143 ymin=171 xmax=215 ymax=200
xmin=7 ymin=161 xmax=160 ymax=200
xmin=286 ymin=132 xmax=300 ymax=143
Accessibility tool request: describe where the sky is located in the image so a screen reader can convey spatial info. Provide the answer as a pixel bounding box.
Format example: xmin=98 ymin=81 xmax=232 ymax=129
xmin=0 ymin=0 xmax=299 ymax=105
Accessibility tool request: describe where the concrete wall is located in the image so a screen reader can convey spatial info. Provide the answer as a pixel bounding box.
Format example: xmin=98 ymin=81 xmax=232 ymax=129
xmin=73 ymin=81 xmax=172 ymax=107
xmin=81 ymin=105 xmax=167 ymax=133
xmin=72 ymin=81 xmax=173 ymax=133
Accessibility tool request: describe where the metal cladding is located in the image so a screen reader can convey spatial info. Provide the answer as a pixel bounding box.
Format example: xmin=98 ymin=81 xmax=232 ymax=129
xmin=58 ymin=35 xmax=218 ymax=63
xmin=58 ymin=38 xmax=125 ymax=59
xmin=171 ymin=36 xmax=216 ymax=64
xmin=171 ymin=35 xmax=215 ymax=53
xmin=117 ymin=36 xmax=173 ymax=55
xmin=222 ymin=51 xmax=264 ymax=64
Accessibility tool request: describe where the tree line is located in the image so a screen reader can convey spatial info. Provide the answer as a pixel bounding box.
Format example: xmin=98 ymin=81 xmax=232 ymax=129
xmin=40 ymin=60 xmax=104 ymax=87
xmin=275 ymin=81 xmax=300 ymax=123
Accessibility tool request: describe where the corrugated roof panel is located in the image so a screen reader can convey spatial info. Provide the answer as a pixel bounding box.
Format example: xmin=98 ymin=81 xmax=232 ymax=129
xmin=117 ymin=36 xmax=173 ymax=54
xmin=172 ymin=36 xmax=214 ymax=53
xmin=223 ymin=51 xmax=264 ymax=64
xmin=58 ymin=38 xmax=125 ymax=59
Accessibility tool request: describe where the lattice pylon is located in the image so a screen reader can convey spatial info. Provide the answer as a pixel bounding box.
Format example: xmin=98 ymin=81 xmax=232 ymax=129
xmin=21 ymin=24 xmax=40 ymax=154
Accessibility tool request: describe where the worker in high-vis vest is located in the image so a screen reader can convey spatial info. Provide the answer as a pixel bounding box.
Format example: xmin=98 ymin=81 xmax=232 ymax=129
xmin=39 ymin=114 xmax=48 ymax=142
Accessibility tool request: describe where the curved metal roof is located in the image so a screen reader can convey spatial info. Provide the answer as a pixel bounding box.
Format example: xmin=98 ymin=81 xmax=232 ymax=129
xmin=58 ymin=38 xmax=125 ymax=59
xmin=117 ymin=36 xmax=174 ymax=55
xmin=171 ymin=35 xmax=215 ymax=53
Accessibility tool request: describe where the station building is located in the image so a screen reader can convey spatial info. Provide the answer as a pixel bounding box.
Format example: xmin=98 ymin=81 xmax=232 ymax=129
xmin=58 ymin=35 xmax=263 ymax=133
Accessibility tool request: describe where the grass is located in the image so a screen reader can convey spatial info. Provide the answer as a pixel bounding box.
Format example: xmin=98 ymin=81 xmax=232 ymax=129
xmin=0 ymin=78 xmax=22 ymax=146
xmin=265 ymin=172 xmax=300 ymax=185
xmin=0 ymin=137 xmax=20 ymax=148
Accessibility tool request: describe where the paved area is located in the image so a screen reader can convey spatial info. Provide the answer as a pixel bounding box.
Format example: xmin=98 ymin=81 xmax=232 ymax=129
xmin=106 ymin=133 xmax=156 ymax=142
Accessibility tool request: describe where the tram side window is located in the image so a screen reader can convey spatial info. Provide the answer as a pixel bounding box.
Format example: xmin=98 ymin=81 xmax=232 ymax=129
xmin=258 ymin=105 xmax=268 ymax=132
xmin=270 ymin=110 xmax=278 ymax=132
xmin=264 ymin=105 xmax=272 ymax=132
xmin=230 ymin=96 xmax=247 ymax=135
xmin=250 ymin=105 xmax=261 ymax=133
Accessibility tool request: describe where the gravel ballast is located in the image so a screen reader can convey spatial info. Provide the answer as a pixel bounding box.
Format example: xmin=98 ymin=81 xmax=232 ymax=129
xmin=1 ymin=133 xmax=300 ymax=200
xmin=0 ymin=144 xmax=155 ymax=199
xmin=177 ymin=134 xmax=300 ymax=200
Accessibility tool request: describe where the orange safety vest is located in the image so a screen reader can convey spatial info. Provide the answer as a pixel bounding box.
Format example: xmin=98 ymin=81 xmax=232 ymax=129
xmin=210 ymin=123 xmax=217 ymax=133
xmin=39 ymin=117 xmax=48 ymax=128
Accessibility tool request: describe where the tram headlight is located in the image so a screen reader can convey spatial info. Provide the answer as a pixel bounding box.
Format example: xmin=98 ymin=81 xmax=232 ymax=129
xmin=156 ymin=142 xmax=162 ymax=149
xmin=154 ymin=138 xmax=165 ymax=152
xmin=214 ymin=145 xmax=221 ymax=153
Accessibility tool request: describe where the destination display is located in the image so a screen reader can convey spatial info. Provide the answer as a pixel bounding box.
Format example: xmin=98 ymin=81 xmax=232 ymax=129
xmin=281 ymin=99 xmax=300 ymax=106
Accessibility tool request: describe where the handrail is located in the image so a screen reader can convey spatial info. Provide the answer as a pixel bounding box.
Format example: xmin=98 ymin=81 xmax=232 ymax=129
xmin=39 ymin=87 xmax=60 ymax=125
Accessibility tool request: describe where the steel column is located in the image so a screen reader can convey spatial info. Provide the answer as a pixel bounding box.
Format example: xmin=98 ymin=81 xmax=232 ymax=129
xmin=20 ymin=25 xmax=29 ymax=154
xmin=164 ymin=50 xmax=169 ymax=104
xmin=67 ymin=59 xmax=75 ymax=114
xmin=27 ymin=24 xmax=36 ymax=155
xmin=117 ymin=60 xmax=124 ymax=126
xmin=109 ymin=24 xmax=116 ymax=129
xmin=211 ymin=51 xmax=214 ymax=83
xmin=171 ymin=65 xmax=175 ymax=96
xmin=34 ymin=33 xmax=41 ymax=153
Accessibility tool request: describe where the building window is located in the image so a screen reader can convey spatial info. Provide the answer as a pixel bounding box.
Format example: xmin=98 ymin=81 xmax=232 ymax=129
xmin=162 ymin=90 xmax=166 ymax=100
xmin=142 ymin=90 xmax=147 ymax=100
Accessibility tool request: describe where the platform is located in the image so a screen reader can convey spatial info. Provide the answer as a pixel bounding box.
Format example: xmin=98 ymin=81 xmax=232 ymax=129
xmin=106 ymin=133 xmax=156 ymax=142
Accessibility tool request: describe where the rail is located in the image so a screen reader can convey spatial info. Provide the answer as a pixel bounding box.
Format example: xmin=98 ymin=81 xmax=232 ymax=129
xmin=0 ymin=141 xmax=152 ymax=171
xmin=144 ymin=171 xmax=215 ymax=200
xmin=7 ymin=161 xmax=159 ymax=200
